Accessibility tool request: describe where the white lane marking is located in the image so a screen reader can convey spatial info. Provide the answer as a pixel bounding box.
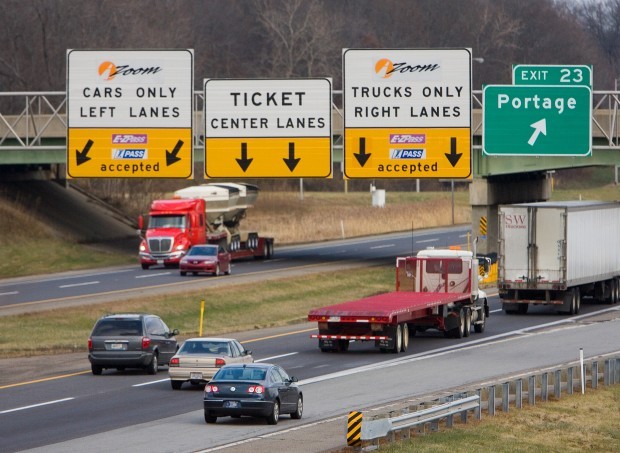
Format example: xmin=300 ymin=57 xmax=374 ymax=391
xmin=135 ymin=272 xmax=171 ymax=279
xmin=256 ymin=352 xmax=298 ymax=362
xmin=1 ymin=397 xmax=75 ymax=414
xmin=416 ymin=238 xmax=438 ymax=244
xmin=0 ymin=267 xmax=136 ymax=288
xmin=370 ymin=244 xmax=395 ymax=249
xmin=490 ymin=308 xmax=502 ymax=313
xmin=58 ymin=281 xmax=100 ymax=289
xmin=0 ymin=291 xmax=18 ymax=296
xmin=132 ymin=378 xmax=170 ymax=387
xmin=319 ymin=250 xmax=347 ymax=256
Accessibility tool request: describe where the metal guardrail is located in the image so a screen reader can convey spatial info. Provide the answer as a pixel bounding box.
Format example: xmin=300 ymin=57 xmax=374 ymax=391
xmin=361 ymin=394 xmax=480 ymax=441
xmin=351 ymin=352 xmax=620 ymax=450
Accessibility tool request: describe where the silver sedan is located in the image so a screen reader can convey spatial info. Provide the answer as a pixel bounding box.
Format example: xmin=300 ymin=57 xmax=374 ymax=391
xmin=168 ymin=338 xmax=253 ymax=389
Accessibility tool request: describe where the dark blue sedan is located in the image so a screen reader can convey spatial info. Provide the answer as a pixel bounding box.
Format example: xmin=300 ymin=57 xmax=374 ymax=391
xmin=203 ymin=363 xmax=303 ymax=425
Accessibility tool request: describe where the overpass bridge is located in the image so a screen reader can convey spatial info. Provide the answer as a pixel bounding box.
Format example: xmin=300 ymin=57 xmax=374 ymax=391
xmin=1 ymin=90 xmax=620 ymax=254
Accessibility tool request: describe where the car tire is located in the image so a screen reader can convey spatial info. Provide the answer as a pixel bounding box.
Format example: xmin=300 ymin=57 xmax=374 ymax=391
xmin=141 ymin=263 xmax=149 ymax=270
xmin=291 ymin=395 xmax=303 ymax=419
xmin=171 ymin=380 xmax=183 ymax=390
xmin=147 ymin=354 xmax=158 ymax=375
xmin=180 ymin=271 xmax=186 ymax=276
xmin=91 ymin=364 xmax=103 ymax=375
xmin=267 ymin=400 xmax=280 ymax=425
xmin=204 ymin=412 xmax=217 ymax=424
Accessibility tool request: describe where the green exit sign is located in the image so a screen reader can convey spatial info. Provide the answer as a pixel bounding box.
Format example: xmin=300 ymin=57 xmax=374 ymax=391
xmin=513 ymin=65 xmax=592 ymax=88
xmin=483 ymin=85 xmax=592 ymax=156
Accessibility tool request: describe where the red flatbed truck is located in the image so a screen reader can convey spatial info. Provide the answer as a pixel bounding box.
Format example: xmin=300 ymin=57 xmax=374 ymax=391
xmin=308 ymin=248 xmax=489 ymax=353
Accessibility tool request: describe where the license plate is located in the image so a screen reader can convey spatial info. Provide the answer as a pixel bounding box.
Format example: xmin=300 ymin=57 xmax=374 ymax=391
xmin=110 ymin=343 xmax=125 ymax=350
xmin=157 ymin=259 xmax=164 ymax=264
xmin=223 ymin=401 xmax=240 ymax=408
xmin=190 ymin=372 xmax=203 ymax=380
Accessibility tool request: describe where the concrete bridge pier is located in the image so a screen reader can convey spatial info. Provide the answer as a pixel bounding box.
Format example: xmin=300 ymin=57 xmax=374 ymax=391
xmin=470 ymin=172 xmax=553 ymax=256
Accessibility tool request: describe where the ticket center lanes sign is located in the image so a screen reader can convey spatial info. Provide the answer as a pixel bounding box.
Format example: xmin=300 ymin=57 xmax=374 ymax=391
xmin=343 ymin=48 xmax=472 ymax=179
xmin=204 ymin=78 xmax=332 ymax=178
xmin=67 ymin=49 xmax=193 ymax=178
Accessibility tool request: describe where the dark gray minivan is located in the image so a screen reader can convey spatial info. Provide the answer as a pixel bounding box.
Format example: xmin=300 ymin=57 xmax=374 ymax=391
xmin=88 ymin=313 xmax=179 ymax=375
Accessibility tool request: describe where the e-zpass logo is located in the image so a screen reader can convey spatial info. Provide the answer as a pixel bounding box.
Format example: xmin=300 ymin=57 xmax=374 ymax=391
xmin=390 ymin=149 xmax=426 ymax=159
xmin=112 ymin=149 xmax=148 ymax=159
xmin=390 ymin=134 xmax=425 ymax=144
xmin=112 ymin=134 xmax=148 ymax=144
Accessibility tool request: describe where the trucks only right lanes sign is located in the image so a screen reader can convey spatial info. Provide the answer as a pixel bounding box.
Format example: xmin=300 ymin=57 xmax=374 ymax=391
xmin=342 ymin=48 xmax=472 ymax=179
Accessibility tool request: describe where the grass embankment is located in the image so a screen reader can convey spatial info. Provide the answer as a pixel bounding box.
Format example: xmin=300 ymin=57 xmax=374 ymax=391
xmin=378 ymin=385 xmax=620 ymax=452
xmin=0 ymin=265 xmax=394 ymax=358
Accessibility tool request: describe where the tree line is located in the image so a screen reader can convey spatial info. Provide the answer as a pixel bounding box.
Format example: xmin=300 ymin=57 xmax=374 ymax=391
xmin=0 ymin=0 xmax=619 ymax=93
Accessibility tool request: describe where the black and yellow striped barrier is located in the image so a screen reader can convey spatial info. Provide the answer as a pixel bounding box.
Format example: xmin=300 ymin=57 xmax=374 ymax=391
xmin=347 ymin=411 xmax=363 ymax=447
xmin=479 ymin=216 xmax=487 ymax=237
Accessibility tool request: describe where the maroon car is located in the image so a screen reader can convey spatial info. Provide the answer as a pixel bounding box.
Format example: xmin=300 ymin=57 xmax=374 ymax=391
xmin=179 ymin=244 xmax=232 ymax=276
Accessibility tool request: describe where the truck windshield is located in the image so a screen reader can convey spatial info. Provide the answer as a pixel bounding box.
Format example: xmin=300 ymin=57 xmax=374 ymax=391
xmin=149 ymin=215 xmax=186 ymax=229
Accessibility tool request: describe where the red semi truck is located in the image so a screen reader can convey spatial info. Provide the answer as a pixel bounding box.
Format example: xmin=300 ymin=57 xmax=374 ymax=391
xmin=308 ymin=248 xmax=489 ymax=353
xmin=138 ymin=183 xmax=274 ymax=269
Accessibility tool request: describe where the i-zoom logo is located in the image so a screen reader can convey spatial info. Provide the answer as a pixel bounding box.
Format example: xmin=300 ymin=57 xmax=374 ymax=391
xmin=112 ymin=134 xmax=148 ymax=144
xmin=112 ymin=149 xmax=148 ymax=159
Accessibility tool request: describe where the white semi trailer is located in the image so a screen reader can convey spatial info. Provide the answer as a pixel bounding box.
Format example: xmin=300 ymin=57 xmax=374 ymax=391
xmin=498 ymin=201 xmax=620 ymax=315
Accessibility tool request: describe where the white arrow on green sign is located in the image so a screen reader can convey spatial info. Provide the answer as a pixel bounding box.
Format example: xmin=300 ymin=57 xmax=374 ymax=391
xmin=483 ymin=84 xmax=592 ymax=156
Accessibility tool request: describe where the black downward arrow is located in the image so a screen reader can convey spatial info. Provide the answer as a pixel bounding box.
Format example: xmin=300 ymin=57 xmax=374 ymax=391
xmin=236 ymin=143 xmax=253 ymax=172
xmin=76 ymin=139 xmax=93 ymax=166
xmin=166 ymin=140 xmax=183 ymax=166
xmin=354 ymin=137 xmax=371 ymax=167
xmin=283 ymin=142 xmax=301 ymax=172
xmin=444 ymin=137 xmax=462 ymax=167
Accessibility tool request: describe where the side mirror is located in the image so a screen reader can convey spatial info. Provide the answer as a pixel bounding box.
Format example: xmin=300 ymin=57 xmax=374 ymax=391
xmin=245 ymin=350 xmax=252 ymax=356
xmin=170 ymin=329 xmax=179 ymax=337
xmin=289 ymin=376 xmax=298 ymax=383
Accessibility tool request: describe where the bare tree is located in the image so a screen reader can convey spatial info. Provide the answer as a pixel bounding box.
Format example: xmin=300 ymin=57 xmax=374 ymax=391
xmin=251 ymin=0 xmax=341 ymax=78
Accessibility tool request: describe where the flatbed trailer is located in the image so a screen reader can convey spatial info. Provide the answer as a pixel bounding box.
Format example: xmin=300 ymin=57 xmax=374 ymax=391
xmin=308 ymin=250 xmax=489 ymax=353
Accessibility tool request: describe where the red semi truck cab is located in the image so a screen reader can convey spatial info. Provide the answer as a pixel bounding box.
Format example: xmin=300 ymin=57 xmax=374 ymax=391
xmin=139 ymin=198 xmax=220 ymax=269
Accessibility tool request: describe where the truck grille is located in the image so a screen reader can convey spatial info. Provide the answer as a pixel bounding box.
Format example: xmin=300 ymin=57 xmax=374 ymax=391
xmin=148 ymin=238 xmax=173 ymax=253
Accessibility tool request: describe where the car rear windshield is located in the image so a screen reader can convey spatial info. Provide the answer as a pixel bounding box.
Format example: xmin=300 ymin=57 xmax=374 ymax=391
xmin=92 ymin=319 xmax=142 ymax=336
xmin=215 ymin=367 xmax=266 ymax=381
xmin=180 ymin=341 xmax=229 ymax=355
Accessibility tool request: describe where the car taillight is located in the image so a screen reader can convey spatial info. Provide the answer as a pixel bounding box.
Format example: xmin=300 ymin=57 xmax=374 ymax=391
xmin=248 ymin=385 xmax=264 ymax=394
xmin=215 ymin=358 xmax=226 ymax=367
xmin=205 ymin=384 xmax=218 ymax=393
xmin=169 ymin=357 xmax=179 ymax=367
xmin=88 ymin=338 xmax=92 ymax=350
xmin=142 ymin=337 xmax=151 ymax=349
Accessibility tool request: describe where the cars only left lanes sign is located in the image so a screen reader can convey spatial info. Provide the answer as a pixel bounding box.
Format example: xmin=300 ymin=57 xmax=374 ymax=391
xmin=66 ymin=49 xmax=194 ymax=178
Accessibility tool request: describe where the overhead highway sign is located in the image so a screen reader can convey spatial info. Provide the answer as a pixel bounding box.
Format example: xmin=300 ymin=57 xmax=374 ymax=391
xmin=66 ymin=49 xmax=194 ymax=178
xmin=342 ymin=48 xmax=472 ymax=179
xmin=204 ymin=78 xmax=332 ymax=178
xmin=483 ymin=84 xmax=592 ymax=156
